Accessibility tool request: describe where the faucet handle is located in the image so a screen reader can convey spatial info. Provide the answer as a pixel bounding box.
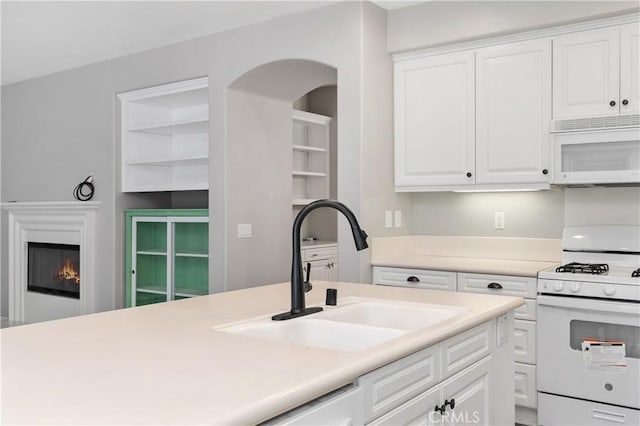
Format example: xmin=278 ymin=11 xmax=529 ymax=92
xmin=304 ymin=262 xmax=312 ymax=292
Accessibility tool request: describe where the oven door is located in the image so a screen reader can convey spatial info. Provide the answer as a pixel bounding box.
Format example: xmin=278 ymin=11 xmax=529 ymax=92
xmin=538 ymin=295 xmax=640 ymax=409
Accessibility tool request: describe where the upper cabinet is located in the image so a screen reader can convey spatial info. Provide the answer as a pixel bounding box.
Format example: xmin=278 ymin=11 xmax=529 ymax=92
xmin=119 ymin=77 xmax=209 ymax=192
xmin=292 ymin=109 xmax=331 ymax=205
xmin=394 ymin=39 xmax=551 ymax=191
xmin=553 ymin=23 xmax=639 ymax=119
xmin=476 ymin=39 xmax=551 ymax=185
xmin=394 ymin=51 xmax=475 ymax=188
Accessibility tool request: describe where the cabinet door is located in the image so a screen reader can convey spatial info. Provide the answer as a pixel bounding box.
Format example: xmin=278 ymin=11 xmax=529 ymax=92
xmin=440 ymin=355 xmax=492 ymax=426
xmin=394 ymin=51 xmax=475 ymax=188
xmin=304 ymin=261 xmax=330 ymax=282
xmin=620 ymin=23 xmax=640 ymax=115
xmin=172 ymin=218 xmax=209 ymax=299
xmin=367 ymin=385 xmax=441 ymax=426
xmin=476 ymin=39 xmax=551 ymax=184
xmin=131 ymin=218 xmax=170 ymax=306
xmin=553 ymin=27 xmax=620 ymax=118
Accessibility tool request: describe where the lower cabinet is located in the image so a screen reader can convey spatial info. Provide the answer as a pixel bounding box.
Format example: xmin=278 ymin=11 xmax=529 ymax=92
xmin=125 ymin=209 xmax=209 ymax=307
xmin=372 ymin=266 xmax=538 ymax=425
xmin=264 ymin=317 xmax=514 ymax=425
xmin=369 ymin=356 xmax=492 ymax=426
xmin=302 ymin=244 xmax=338 ymax=282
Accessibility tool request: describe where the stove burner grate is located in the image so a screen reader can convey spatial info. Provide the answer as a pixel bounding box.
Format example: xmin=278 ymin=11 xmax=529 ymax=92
xmin=633 ymin=268 xmax=640 ymax=278
xmin=555 ymin=262 xmax=609 ymax=275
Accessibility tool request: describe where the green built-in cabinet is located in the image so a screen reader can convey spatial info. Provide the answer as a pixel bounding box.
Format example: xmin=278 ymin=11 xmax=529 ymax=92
xmin=125 ymin=209 xmax=209 ymax=307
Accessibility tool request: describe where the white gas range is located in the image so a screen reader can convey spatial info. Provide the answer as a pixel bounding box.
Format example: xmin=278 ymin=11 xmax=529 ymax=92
xmin=537 ymin=226 xmax=640 ymax=426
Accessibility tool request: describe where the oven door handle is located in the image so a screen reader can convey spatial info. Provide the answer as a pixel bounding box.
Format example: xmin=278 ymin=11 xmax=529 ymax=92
xmin=538 ymin=295 xmax=640 ymax=315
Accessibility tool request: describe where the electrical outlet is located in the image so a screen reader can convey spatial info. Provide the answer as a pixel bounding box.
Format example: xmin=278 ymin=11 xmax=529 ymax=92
xmin=494 ymin=212 xmax=505 ymax=230
xmin=394 ymin=210 xmax=402 ymax=228
xmin=384 ymin=210 xmax=393 ymax=229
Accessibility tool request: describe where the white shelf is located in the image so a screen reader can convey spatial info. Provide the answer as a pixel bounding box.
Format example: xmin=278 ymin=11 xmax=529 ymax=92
xmin=291 ymin=109 xmax=332 ymax=205
xmin=127 ymin=119 xmax=208 ymax=136
xmin=292 ymin=109 xmax=332 ymax=125
xmin=175 ymin=251 xmax=209 ymax=258
xmin=293 ymin=198 xmax=322 ymax=206
xmin=136 ymin=249 xmax=167 ymax=256
xmin=292 ymin=171 xmax=327 ymax=177
xmin=126 ymin=156 xmax=209 ymax=167
xmin=292 ymin=145 xmax=327 ymax=153
xmin=119 ymin=77 xmax=209 ymax=192
xmin=136 ymin=286 xmax=168 ymax=295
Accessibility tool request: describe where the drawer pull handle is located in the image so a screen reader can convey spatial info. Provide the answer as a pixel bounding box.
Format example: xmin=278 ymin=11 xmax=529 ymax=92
xmin=444 ymin=399 xmax=455 ymax=409
xmin=487 ymin=282 xmax=503 ymax=290
xmin=406 ymin=276 xmax=420 ymax=283
xmin=434 ymin=404 xmax=446 ymax=415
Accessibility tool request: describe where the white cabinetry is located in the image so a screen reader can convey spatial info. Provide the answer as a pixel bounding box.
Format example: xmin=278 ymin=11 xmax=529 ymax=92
xmin=476 ymin=39 xmax=551 ymax=184
xmin=372 ymin=266 xmax=457 ymax=291
xmin=119 ymin=77 xmax=209 ymax=192
xmin=301 ymin=243 xmax=337 ymax=282
xmin=292 ymin=110 xmax=331 ymax=205
xmin=553 ymin=23 xmax=639 ymax=119
xmin=394 ymin=51 xmax=475 ymax=188
xmin=373 ymin=266 xmax=539 ymax=424
xmin=266 ymin=317 xmax=514 ymax=426
xmin=394 ymin=39 xmax=551 ymax=191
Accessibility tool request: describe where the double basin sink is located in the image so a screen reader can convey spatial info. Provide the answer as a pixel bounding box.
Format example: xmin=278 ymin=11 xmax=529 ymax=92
xmin=217 ymin=298 xmax=468 ymax=351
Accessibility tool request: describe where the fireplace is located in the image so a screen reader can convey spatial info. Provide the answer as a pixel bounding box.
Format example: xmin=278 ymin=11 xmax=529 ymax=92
xmin=28 ymin=242 xmax=80 ymax=299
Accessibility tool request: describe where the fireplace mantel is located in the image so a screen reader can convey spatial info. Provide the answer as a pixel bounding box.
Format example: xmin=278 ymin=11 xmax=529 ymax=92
xmin=3 ymin=201 xmax=100 ymax=323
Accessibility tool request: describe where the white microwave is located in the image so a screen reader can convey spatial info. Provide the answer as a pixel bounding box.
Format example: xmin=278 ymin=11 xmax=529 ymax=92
xmin=552 ymin=128 xmax=640 ymax=184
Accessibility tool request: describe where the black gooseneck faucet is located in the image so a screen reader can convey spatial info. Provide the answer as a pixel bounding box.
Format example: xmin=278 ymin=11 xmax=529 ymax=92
xmin=272 ymin=200 xmax=368 ymax=321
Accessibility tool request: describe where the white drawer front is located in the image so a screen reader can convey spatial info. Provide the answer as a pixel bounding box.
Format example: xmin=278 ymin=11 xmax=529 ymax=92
xmin=442 ymin=321 xmax=493 ymax=379
xmin=514 ymin=298 xmax=537 ymax=321
xmin=457 ymin=273 xmax=536 ymax=298
xmin=539 ymin=393 xmax=640 ymax=425
xmin=302 ymin=246 xmax=337 ymax=262
xmin=514 ymin=363 xmax=537 ymax=409
xmin=264 ymin=386 xmax=364 ymax=425
xmin=358 ymin=344 xmax=441 ymax=423
xmin=372 ymin=267 xmax=457 ymax=291
xmin=514 ymin=319 xmax=536 ymax=365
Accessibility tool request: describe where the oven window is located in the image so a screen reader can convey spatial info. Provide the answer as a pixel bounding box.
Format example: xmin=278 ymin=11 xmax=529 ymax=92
xmin=570 ymin=320 xmax=640 ymax=359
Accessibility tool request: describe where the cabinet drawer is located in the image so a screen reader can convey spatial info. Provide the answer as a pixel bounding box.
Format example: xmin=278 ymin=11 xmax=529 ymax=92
xmin=457 ymin=273 xmax=536 ymax=298
xmin=514 ymin=363 xmax=537 ymax=409
xmin=514 ymin=299 xmax=537 ymax=321
xmin=442 ymin=321 xmax=493 ymax=379
xmin=302 ymin=246 xmax=337 ymax=262
xmin=372 ymin=267 xmax=457 ymax=291
xmin=514 ymin=319 xmax=536 ymax=365
xmin=263 ymin=386 xmax=364 ymax=425
xmin=357 ymin=344 xmax=441 ymax=423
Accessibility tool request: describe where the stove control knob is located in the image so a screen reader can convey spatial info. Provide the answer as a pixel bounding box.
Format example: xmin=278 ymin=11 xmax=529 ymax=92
xmin=603 ymin=285 xmax=616 ymax=297
xmin=570 ymin=283 xmax=581 ymax=293
xmin=553 ymin=282 xmax=565 ymax=292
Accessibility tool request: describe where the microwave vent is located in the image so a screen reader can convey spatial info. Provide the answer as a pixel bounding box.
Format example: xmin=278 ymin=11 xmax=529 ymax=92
xmin=552 ymin=114 xmax=640 ymax=132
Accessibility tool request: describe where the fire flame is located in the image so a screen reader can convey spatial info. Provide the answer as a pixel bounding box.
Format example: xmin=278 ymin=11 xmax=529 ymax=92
xmin=54 ymin=258 xmax=80 ymax=285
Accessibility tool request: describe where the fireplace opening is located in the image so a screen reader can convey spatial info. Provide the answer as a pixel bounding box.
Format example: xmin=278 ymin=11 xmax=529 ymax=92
xmin=28 ymin=242 xmax=80 ymax=299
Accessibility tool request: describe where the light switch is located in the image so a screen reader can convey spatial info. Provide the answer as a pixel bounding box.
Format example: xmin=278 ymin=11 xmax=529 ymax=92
xmin=385 ymin=210 xmax=393 ymax=228
xmin=494 ymin=212 xmax=505 ymax=230
xmin=237 ymin=224 xmax=252 ymax=238
xmin=394 ymin=210 xmax=402 ymax=228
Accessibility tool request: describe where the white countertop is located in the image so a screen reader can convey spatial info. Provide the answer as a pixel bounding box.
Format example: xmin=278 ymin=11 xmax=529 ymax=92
xmin=371 ymin=235 xmax=561 ymax=277
xmin=372 ymin=254 xmax=559 ymax=277
xmin=0 ymin=281 xmax=522 ymax=425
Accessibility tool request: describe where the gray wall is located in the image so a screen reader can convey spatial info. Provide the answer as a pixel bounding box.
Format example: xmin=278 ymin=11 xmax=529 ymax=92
xmin=2 ymin=1 xmax=401 ymax=314
xmin=388 ymin=1 xmax=640 ymax=52
xmin=413 ymin=190 xmax=565 ymax=238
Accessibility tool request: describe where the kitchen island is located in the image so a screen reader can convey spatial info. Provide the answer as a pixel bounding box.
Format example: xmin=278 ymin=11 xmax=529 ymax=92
xmin=1 ymin=281 xmax=522 ymax=425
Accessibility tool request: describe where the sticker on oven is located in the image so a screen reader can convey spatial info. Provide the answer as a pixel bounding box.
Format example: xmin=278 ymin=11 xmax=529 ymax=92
xmin=582 ymin=340 xmax=626 ymax=372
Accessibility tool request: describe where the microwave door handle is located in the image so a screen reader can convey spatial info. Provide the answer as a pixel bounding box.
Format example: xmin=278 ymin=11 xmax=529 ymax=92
xmin=538 ymin=295 xmax=640 ymax=316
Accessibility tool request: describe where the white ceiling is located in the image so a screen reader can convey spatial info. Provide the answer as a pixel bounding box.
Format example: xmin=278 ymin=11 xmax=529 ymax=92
xmin=1 ymin=0 xmax=423 ymax=86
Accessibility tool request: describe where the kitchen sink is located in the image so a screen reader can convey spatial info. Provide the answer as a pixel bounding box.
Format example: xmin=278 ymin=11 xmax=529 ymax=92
xmin=216 ymin=298 xmax=467 ymax=351
xmin=314 ymin=298 xmax=468 ymax=331
xmin=219 ymin=318 xmax=406 ymax=351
